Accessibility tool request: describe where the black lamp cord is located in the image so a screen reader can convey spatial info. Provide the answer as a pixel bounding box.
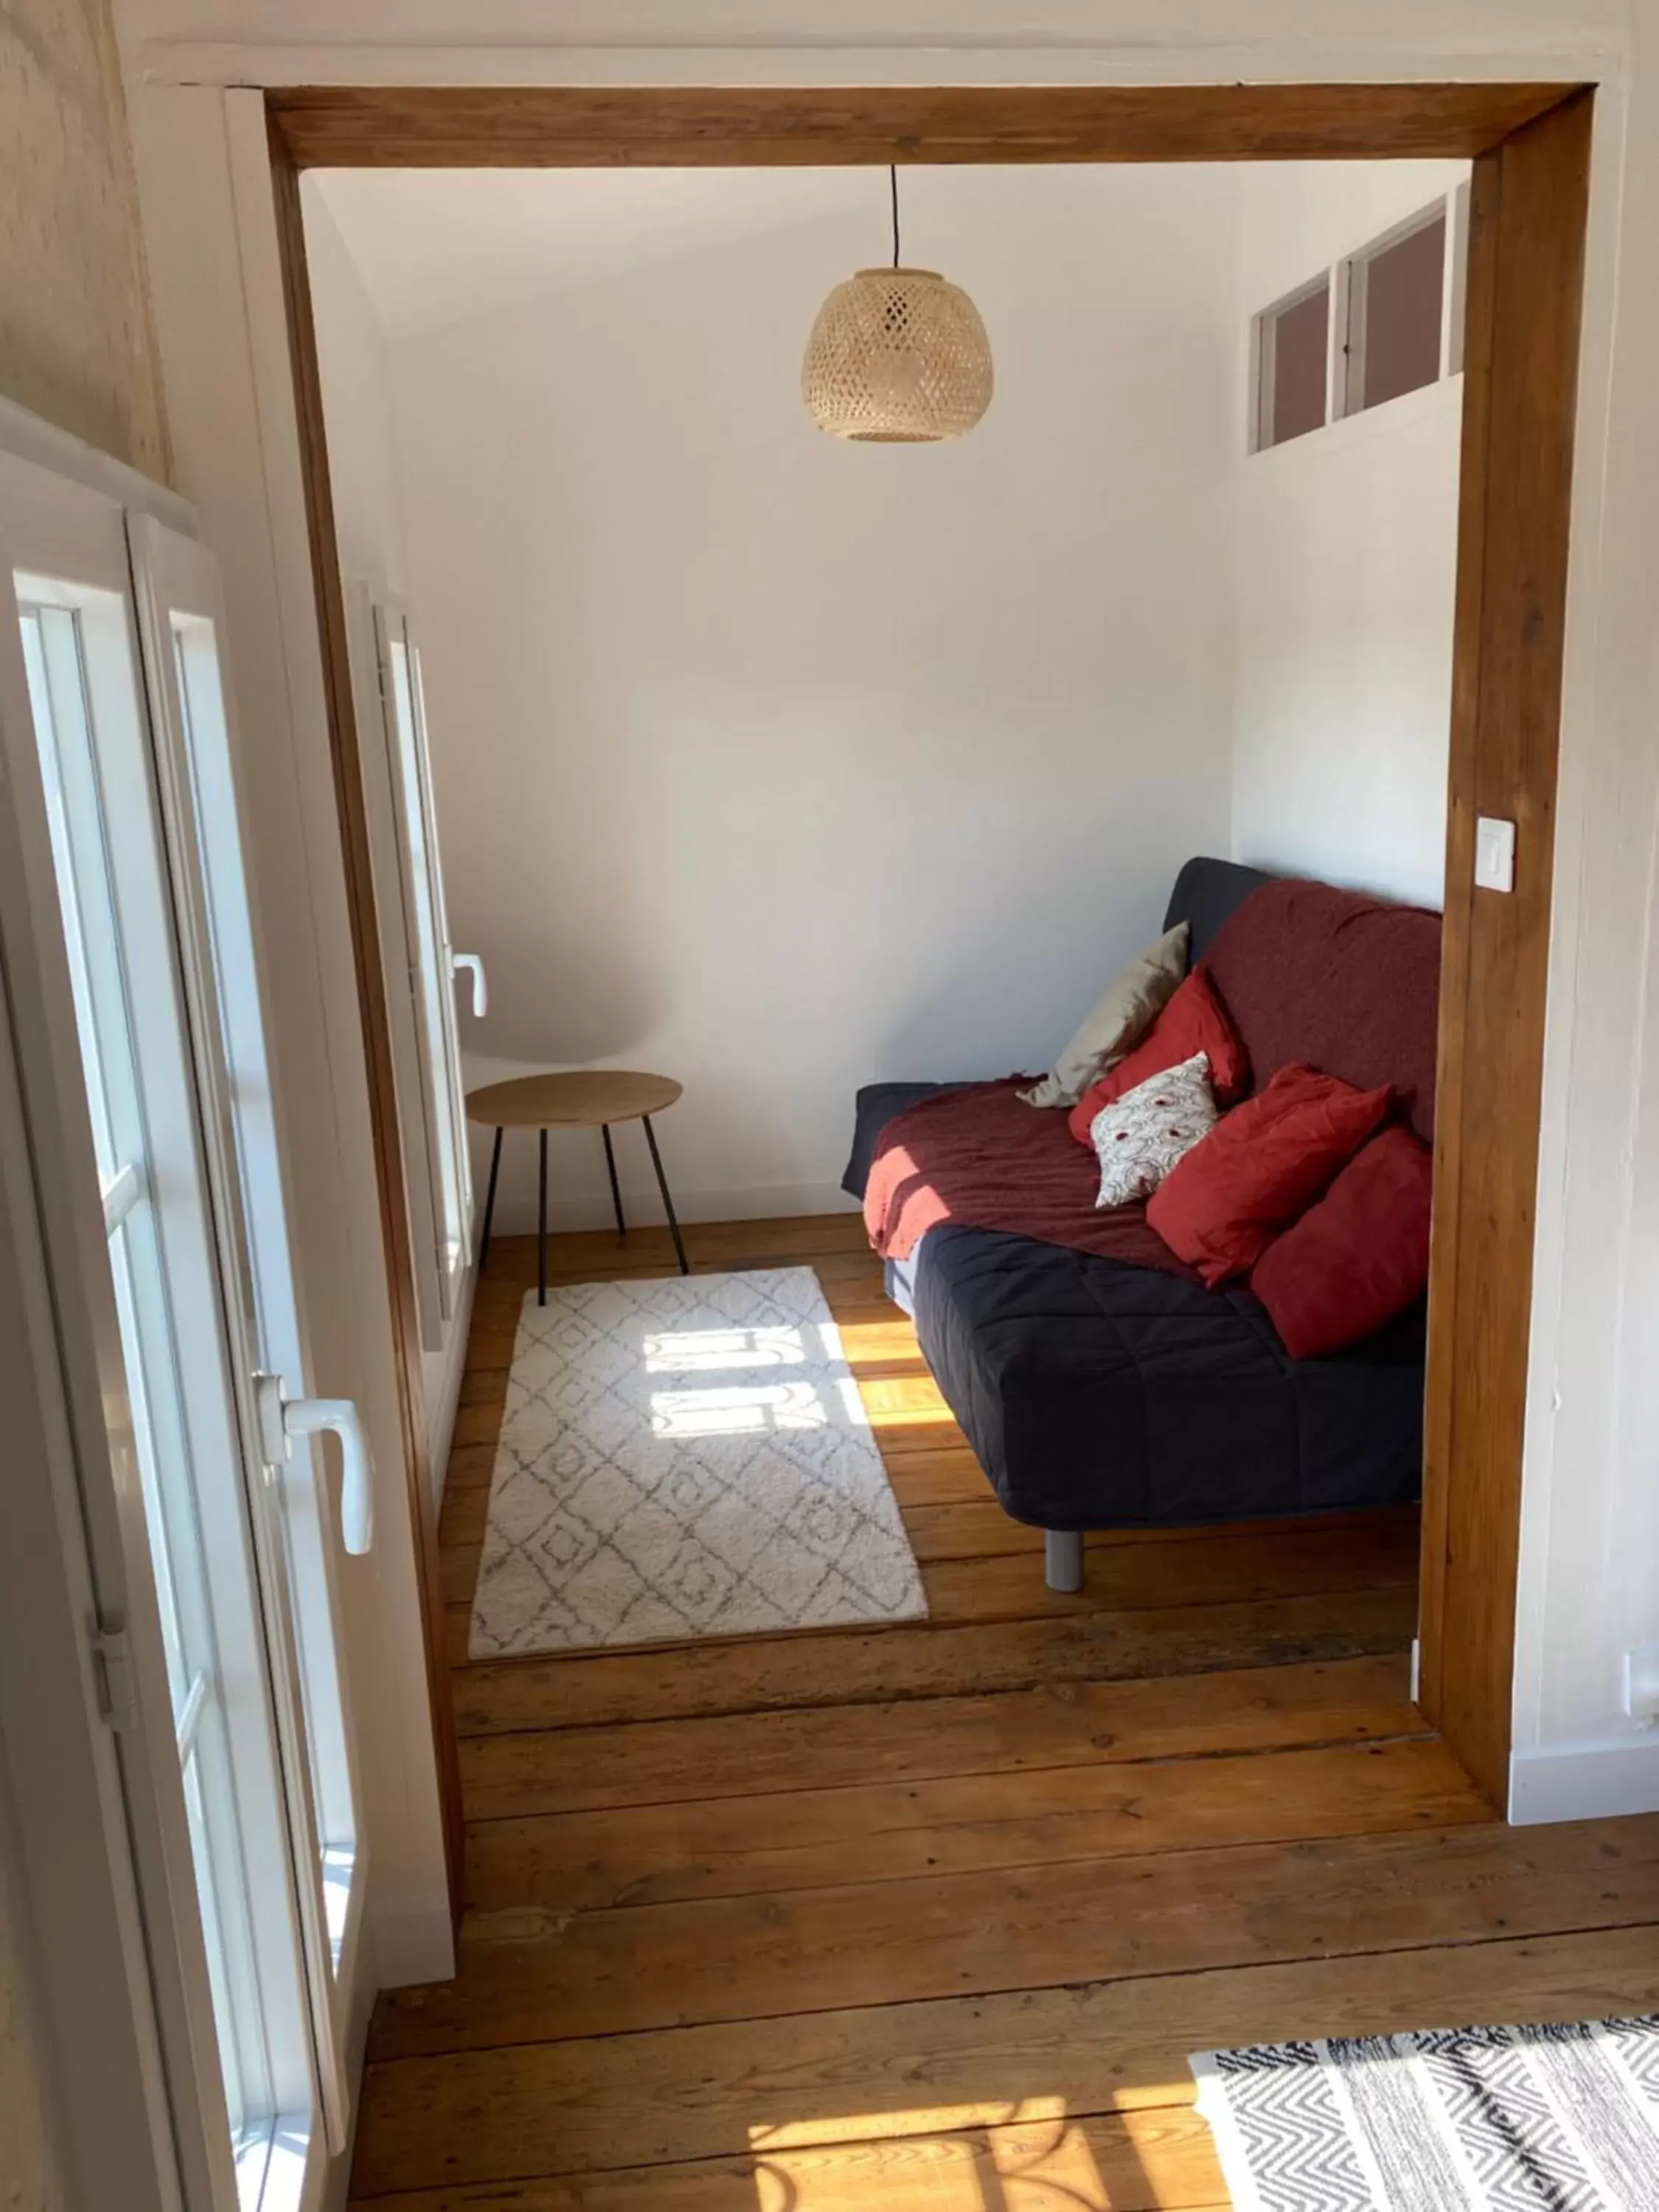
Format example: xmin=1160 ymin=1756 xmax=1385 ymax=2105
xmin=890 ymin=164 xmax=900 ymax=268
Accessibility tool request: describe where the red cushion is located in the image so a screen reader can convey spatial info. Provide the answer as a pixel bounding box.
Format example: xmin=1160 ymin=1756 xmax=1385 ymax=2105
xmin=1068 ymin=967 xmax=1251 ymax=1144
xmin=1204 ymin=879 xmax=1441 ymax=1145
xmin=1146 ymin=1063 xmax=1392 ymax=1285
xmin=1250 ymin=1124 xmax=1433 ymax=1357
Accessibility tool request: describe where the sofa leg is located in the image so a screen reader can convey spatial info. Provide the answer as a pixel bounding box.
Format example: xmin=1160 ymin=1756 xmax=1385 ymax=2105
xmin=1045 ymin=1529 xmax=1085 ymax=1593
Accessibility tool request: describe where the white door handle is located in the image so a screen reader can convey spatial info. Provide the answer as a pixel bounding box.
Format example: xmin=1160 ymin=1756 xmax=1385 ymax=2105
xmin=451 ymin=951 xmax=487 ymax=1018
xmin=254 ymin=1376 xmax=375 ymax=1555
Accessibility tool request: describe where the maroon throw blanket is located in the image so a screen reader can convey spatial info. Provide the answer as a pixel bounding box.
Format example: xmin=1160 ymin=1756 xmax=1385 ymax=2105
xmin=863 ymin=1079 xmax=1198 ymax=1278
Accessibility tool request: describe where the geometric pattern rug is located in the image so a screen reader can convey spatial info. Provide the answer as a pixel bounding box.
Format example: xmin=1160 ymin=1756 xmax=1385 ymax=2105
xmin=467 ymin=1267 xmax=928 ymax=1658
xmin=1192 ymin=2017 xmax=1659 ymax=2210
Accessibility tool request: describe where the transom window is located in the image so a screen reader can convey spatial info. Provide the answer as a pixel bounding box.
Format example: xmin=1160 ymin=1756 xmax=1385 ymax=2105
xmin=1251 ymin=184 xmax=1470 ymax=453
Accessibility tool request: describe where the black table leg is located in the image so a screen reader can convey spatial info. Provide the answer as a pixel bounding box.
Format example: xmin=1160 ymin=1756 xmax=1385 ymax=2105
xmin=601 ymin=1122 xmax=626 ymax=1244
xmin=478 ymin=1125 xmax=504 ymax=1268
xmin=538 ymin=1127 xmax=549 ymax=1306
xmin=642 ymin=1114 xmax=689 ymax=1276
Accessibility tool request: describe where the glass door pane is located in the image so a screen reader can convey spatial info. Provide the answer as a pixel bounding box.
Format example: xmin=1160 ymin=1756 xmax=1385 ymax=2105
xmin=405 ymin=633 xmax=473 ymax=1240
xmin=0 ymin=446 xmax=348 ymax=2212
xmin=377 ymin=605 xmax=468 ymax=1307
xmin=15 ymin=570 xmax=293 ymax=2205
xmin=128 ymin=515 xmax=364 ymax=2144
xmin=168 ymin=594 xmax=360 ymax=1887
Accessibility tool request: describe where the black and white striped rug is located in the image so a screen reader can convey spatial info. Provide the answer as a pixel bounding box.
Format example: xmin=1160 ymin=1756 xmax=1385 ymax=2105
xmin=1192 ymin=2018 xmax=1659 ymax=2209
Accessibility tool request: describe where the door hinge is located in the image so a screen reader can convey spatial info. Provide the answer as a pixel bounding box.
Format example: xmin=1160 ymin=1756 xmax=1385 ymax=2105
xmin=91 ymin=1623 xmax=139 ymax=1733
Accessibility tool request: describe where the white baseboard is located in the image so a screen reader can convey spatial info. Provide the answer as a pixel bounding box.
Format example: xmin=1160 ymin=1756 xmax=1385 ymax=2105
xmin=1509 ymin=1734 xmax=1659 ymax=1823
xmin=371 ymin=1901 xmax=456 ymax=1989
xmin=485 ymin=1178 xmax=863 ymax=1238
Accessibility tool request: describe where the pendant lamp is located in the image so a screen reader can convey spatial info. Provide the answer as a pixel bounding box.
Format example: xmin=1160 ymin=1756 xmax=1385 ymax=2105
xmin=802 ymin=168 xmax=993 ymax=442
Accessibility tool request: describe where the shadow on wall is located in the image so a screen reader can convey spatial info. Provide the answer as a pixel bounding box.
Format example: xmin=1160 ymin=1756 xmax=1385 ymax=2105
xmin=467 ymin=919 xmax=669 ymax=1066
xmin=465 ymin=858 xmax=1181 ymax=1104
xmin=870 ymin=849 xmax=1189 ymax=1083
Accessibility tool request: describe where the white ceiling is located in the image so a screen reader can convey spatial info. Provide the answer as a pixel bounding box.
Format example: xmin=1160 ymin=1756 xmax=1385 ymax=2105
xmin=310 ymin=168 xmax=883 ymax=339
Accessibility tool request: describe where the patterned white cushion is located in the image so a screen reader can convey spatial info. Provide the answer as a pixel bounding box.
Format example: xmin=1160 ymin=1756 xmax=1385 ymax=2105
xmin=1089 ymin=1050 xmax=1219 ymax=1208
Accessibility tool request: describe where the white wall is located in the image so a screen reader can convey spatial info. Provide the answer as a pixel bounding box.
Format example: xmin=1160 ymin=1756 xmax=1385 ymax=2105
xmin=387 ymin=164 xmax=1239 ymax=1234
xmin=1231 ymin=159 xmax=1467 ymax=911
xmin=305 ymin=181 xmax=473 ymax=1486
xmin=305 ymin=188 xmax=408 ymax=600
xmin=1511 ymin=26 xmax=1659 ymax=1820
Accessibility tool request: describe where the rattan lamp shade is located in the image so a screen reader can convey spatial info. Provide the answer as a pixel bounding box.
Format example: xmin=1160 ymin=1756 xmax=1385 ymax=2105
xmin=802 ymin=267 xmax=993 ymax=442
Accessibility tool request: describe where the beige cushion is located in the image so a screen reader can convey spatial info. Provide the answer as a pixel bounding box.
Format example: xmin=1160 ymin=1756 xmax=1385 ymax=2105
xmin=1020 ymin=920 xmax=1190 ymax=1109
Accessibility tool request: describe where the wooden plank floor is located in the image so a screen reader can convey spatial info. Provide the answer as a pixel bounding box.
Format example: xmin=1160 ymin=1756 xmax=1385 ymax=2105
xmin=350 ymin=1214 xmax=1659 ymax=2208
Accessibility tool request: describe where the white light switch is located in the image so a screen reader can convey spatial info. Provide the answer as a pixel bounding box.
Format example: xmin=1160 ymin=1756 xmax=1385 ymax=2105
xmin=1475 ymin=815 xmax=1516 ymax=893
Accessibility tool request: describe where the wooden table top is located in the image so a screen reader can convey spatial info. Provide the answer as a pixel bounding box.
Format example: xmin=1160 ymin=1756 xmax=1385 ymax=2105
xmin=465 ymin=1069 xmax=683 ymax=1130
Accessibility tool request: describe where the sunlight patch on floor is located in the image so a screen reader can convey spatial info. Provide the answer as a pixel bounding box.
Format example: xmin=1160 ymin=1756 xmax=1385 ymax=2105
xmin=858 ymin=1374 xmax=956 ymax=1429
xmin=650 ymin=1380 xmax=833 ymax=1438
xmin=640 ymin=1319 xmax=877 ymax=1440
xmin=742 ymin=2097 xmax=1217 ymax=2208
xmin=835 ymin=1318 xmax=928 ymax=1366
xmin=644 ymin=1322 xmax=851 ymax=1370
xmin=748 ymin=2096 xmax=1070 ymax=2155
xmin=645 ymin=1324 xmax=812 ymax=1372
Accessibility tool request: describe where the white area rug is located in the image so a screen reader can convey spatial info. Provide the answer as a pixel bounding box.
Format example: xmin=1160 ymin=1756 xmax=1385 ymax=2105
xmin=1192 ymin=2017 xmax=1659 ymax=2209
xmin=467 ymin=1267 xmax=928 ymax=1658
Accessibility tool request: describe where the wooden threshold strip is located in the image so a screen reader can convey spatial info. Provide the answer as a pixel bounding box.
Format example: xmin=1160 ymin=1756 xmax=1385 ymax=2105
xmin=457 ymin=1652 xmax=1420 ymax=1820
xmin=453 ymin=1587 xmax=1417 ymax=1733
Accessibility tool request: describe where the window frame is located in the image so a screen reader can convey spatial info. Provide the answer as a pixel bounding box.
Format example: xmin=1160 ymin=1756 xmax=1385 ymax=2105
xmin=1248 ymin=183 xmax=1470 ymax=456
xmin=1335 ymin=195 xmax=1453 ymax=422
xmin=0 ymin=498 xmax=196 ymax=2212
xmin=16 ymin=572 xmax=293 ymax=2191
xmin=0 ymin=415 xmax=364 ymax=2212
xmin=128 ymin=512 xmax=367 ymax=2146
xmin=344 ymin=583 xmax=473 ymax=1350
xmin=1250 ymin=269 xmax=1335 ymax=453
xmin=0 ymin=448 xmax=310 ymax=2212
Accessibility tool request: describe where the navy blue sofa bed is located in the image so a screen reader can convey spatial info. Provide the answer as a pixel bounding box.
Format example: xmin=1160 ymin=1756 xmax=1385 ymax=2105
xmin=843 ymin=858 xmax=1436 ymax=1592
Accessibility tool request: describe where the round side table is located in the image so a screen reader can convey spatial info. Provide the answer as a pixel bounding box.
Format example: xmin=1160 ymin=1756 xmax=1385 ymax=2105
xmin=467 ymin=1069 xmax=688 ymax=1301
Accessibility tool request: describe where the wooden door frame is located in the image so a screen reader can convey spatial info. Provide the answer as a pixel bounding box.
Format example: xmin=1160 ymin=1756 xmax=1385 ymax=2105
xmin=264 ymin=80 xmax=1592 ymax=1873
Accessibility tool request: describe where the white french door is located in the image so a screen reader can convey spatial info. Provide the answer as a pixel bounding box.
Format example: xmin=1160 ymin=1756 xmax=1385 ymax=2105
xmin=0 ymin=443 xmax=364 ymax=2211
xmin=127 ymin=515 xmax=368 ymax=2147
xmin=347 ymin=585 xmax=479 ymax=1353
